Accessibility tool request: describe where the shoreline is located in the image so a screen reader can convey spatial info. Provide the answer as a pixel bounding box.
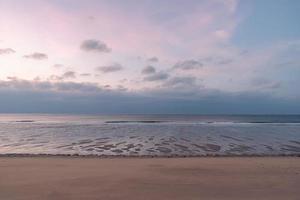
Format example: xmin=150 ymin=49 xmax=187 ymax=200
xmin=1 ymin=153 xmax=299 ymax=158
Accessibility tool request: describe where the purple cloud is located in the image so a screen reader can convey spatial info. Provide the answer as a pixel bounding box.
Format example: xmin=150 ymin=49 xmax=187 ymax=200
xmin=0 ymin=48 xmax=15 ymax=55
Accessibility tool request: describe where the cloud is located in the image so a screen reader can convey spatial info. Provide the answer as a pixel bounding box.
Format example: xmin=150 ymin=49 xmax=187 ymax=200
xmin=80 ymin=73 xmax=91 ymax=77
xmin=0 ymin=48 xmax=15 ymax=55
xmin=163 ymin=76 xmax=198 ymax=88
xmin=173 ymin=60 xmax=203 ymax=70
xmin=144 ymin=72 xmax=169 ymax=82
xmin=80 ymin=39 xmax=111 ymax=53
xmin=96 ymin=63 xmax=123 ymax=73
xmin=54 ymin=82 xmax=101 ymax=92
xmin=53 ymin=64 xmax=64 ymax=68
xmin=116 ymin=85 xmax=128 ymax=92
xmin=147 ymin=57 xmax=159 ymax=62
xmin=0 ymin=77 xmax=299 ymax=114
xmin=217 ymin=59 xmax=233 ymax=65
xmin=48 ymin=71 xmax=76 ymax=81
xmin=62 ymin=71 xmax=76 ymax=79
xmin=48 ymin=75 xmax=64 ymax=81
xmin=24 ymin=52 xmax=48 ymax=60
xmin=88 ymin=16 xmax=95 ymax=21
xmin=214 ymin=29 xmax=230 ymax=40
xmin=0 ymin=1 xmax=299 ymax=114
xmin=201 ymin=56 xmax=233 ymax=65
xmin=251 ymin=78 xmax=281 ymax=90
xmin=141 ymin=65 xmax=156 ymax=74
xmin=0 ymin=77 xmax=102 ymax=93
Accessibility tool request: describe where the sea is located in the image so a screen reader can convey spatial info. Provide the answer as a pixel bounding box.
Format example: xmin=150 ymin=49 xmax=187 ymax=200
xmin=0 ymin=114 xmax=300 ymax=156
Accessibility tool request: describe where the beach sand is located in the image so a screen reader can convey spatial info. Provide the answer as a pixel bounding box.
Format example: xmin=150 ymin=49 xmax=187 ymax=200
xmin=0 ymin=157 xmax=299 ymax=200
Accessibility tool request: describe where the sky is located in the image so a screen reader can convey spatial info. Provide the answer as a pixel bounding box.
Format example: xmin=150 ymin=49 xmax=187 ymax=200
xmin=0 ymin=0 xmax=299 ymax=114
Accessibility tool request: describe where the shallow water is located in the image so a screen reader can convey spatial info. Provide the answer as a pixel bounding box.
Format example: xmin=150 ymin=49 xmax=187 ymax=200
xmin=0 ymin=114 xmax=300 ymax=156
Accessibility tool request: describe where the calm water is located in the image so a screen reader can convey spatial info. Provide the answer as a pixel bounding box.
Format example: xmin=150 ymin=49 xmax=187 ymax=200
xmin=0 ymin=114 xmax=300 ymax=156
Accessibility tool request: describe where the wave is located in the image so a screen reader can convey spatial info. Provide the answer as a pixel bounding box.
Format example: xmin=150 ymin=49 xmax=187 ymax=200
xmin=105 ymin=120 xmax=165 ymax=124
xmin=15 ymin=120 xmax=35 ymax=123
xmin=104 ymin=120 xmax=300 ymax=124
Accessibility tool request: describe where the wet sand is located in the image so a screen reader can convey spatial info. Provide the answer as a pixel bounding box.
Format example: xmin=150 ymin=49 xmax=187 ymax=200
xmin=0 ymin=157 xmax=299 ymax=200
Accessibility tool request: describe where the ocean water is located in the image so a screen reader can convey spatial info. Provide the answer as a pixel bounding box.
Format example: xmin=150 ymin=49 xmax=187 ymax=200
xmin=0 ymin=114 xmax=300 ymax=156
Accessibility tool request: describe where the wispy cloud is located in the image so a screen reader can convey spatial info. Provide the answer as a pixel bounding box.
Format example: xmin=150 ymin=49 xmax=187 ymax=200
xmin=250 ymin=78 xmax=281 ymax=90
xmin=163 ymin=76 xmax=198 ymax=89
xmin=80 ymin=73 xmax=91 ymax=77
xmin=173 ymin=60 xmax=203 ymax=70
xmin=0 ymin=77 xmax=102 ymax=93
xmin=52 ymin=64 xmax=64 ymax=68
xmin=48 ymin=71 xmax=76 ymax=81
xmin=144 ymin=72 xmax=169 ymax=82
xmin=0 ymin=48 xmax=15 ymax=55
xmin=24 ymin=52 xmax=48 ymax=60
xmin=147 ymin=57 xmax=159 ymax=62
xmin=62 ymin=71 xmax=76 ymax=79
xmin=96 ymin=63 xmax=123 ymax=73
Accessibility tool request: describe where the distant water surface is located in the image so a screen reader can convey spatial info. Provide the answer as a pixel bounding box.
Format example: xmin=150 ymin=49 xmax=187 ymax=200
xmin=0 ymin=114 xmax=300 ymax=156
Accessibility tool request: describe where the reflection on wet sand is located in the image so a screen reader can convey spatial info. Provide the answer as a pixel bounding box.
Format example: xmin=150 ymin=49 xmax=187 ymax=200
xmin=1 ymin=121 xmax=300 ymax=157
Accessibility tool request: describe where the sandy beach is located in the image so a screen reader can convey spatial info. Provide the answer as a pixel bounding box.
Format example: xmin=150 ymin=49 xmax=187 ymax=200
xmin=0 ymin=157 xmax=299 ymax=200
